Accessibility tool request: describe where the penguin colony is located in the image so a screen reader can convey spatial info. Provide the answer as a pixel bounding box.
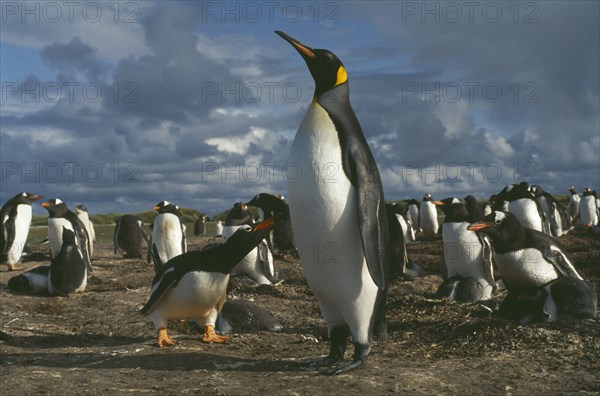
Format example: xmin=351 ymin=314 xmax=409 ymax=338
xmin=2 ymin=32 xmax=598 ymax=376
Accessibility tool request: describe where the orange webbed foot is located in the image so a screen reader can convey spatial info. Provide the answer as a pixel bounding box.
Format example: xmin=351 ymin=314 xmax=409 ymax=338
xmin=157 ymin=327 xmax=177 ymax=347
xmin=202 ymin=324 xmax=229 ymax=343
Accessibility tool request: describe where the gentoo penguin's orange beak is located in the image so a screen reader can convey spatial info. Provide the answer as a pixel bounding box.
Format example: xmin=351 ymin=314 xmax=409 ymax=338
xmin=467 ymin=222 xmax=491 ymax=231
xmin=40 ymin=202 xmax=50 ymax=208
xmin=31 ymin=194 xmax=44 ymax=200
xmin=252 ymin=216 xmax=279 ymax=232
xmin=152 ymin=206 xmax=160 ymax=211
xmin=433 ymin=201 xmax=444 ymax=206
xmin=275 ymin=31 xmax=315 ymax=59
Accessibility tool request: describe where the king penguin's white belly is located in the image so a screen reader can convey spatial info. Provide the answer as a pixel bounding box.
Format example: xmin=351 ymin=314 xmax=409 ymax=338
xmin=287 ymin=102 xmax=378 ymax=342
xmin=508 ymin=199 xmax=542 ymax=231
xmin=494 ymin=248 xmax=558 ymax=290
xmin=152 ymin=213 xmax=183 ymax=263
xmin=48 ymin=218 xmax=74 ymax=258
xmin=442 ymin=222 xmax=485 ymax=279
xmin=6 ymin=204 xmax=33 ymax=264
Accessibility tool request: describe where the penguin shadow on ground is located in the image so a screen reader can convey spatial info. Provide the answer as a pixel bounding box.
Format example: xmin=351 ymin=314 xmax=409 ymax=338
xmin=1 ymin=348 xmax=304 ymax=373
xmin=1 ymin=331 xmax=146 ymax=350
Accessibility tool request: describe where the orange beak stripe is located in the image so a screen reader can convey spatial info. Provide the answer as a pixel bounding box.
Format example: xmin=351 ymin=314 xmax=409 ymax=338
xmin=467 ymin=222 xmax=490 ymax=231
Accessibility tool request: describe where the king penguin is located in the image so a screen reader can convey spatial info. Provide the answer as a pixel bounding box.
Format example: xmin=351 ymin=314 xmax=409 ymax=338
xmin=276 ymin=31 xmax=389 ymax=375
xmin=467 ymin=211 xmax=596 ymax=323
xmin=433 ymin=198 xmax=495 ymax=302
xmin=75 ymin=204 xmax=96 ymax=257
xmin=149 ymin=201 xmax=186 ymax=272
xmin=1 ymin=192 xmax=44 ymax=270
xmin=140 ymin=217 xmax=281 ymax=347
xmin=40 ymin=198 xmax=92 ymax=276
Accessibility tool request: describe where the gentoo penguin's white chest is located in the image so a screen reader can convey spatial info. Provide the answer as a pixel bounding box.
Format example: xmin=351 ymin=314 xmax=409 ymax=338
xmin=580 ymin=196 xmax=598 ymax=225
xmin=493 ymin=248 xmax=558 ymax=290
xmin=508 ymin=199 xmax=542 ymax=231
xmin=441 ymin=222 xmax=484 ymax=277
xmin=47 ymin=218 xmax=74 ymax=258
xmin=152 ymin=213 xmax=183 ymax=262
xmin=420 ymin=202 xmax=438 ymax=233
xmin=287 ymin=102 xmax=377 ymax=314
xmin=151 ymin=270 xmax=229 ymax=320
xmin=7 ymin=204 xmax=33 ymax=262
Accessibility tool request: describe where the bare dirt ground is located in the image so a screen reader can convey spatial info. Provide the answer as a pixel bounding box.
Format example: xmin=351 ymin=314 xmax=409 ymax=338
xmin=1 ymin=228 xmax=599 ymax=395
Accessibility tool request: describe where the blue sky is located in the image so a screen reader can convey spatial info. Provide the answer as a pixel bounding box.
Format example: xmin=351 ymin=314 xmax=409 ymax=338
xmin=1 ymin=1 xmax=599 ymax=216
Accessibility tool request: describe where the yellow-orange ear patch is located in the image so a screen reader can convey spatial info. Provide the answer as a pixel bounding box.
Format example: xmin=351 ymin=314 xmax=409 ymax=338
xmin=336 ymin=66 xmax=348 ymax=86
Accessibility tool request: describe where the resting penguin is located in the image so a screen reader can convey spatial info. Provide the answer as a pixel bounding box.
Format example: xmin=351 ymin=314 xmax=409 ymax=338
xmin=216 ymin=300 xmax=283 ymax=334
xmin=467 ymin=211 xmax=596 ymax=323
xmin=246 ymin=193 xmax=297 ymax=255
xmin=433 ymin=198 xmax=495 ymax=301
xmin=8 ymin=266 xmax=50 ymax=294
xmin=580 ymin=188 xmax=599 ymax=226
xmin=75 ymin=204 xmax=96 ymax=257
xmin=419 ymin=194 xmax=439 ymax=236
xmin=48 ymin=227 xmax=87 ymax=295
xmin=114 ymin=214 xmax=150 ymax=259
xmin=1 ymin=192 xmax=44 ymax=270
xmin=492 ymin=182 xmax=547 ymax=233
xmin=140 ymin=217 xmax=281 ymax=347
xmin=567 ymin=186 xmax=580 ymax=224
xmin=149 ymin=201 xmax=186 ymax=272
xmin=276 ymin=31 xmax=389 ymax=375
xmin=40 ymin=199 xmax=92 ymax=275
xmin=194 ymin=215 xmax=208 ymax=237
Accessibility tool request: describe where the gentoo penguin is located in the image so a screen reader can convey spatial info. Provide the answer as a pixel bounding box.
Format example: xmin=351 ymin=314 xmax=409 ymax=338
xmin=40 ymin=198 xmax=92 ymax=275
xmin=387 ymin=203 xmax=415 ymax=243
xmin=223 ymin=201 xmax=276 ymax=285
xmin=149 ymin=201 xmax=186 ymax=272
xmin=8 ymin=265 xmax=49 ymax=293
xmin=277 ymin=31 xmax=389 ymax=374
xmin=404 ymin=199 xmax=420 ymax=233
xmin=433 ymin=198 xmax=495 ymax=301
xmin=419 ymin=194 xmax=439 ymax=236
xmin=385 ymin=203 xmax=419 ymax=281
xmin=483 ymin=202 xmax=493 ymax=217
xmin=214 ymin=220 xmax=223 ymax=237
xmin=140 ymin=217 xmax=281 ymax=347
xmin=567 ymin=186 xmax=580 ymax=224
xmin=463 ymin=195 xmax=484 ymax=223
xmin=194 ymin=215 xmax=208 ymax=237
xmin=531 ymin=185 xmax=571 ymax=237
xmin=75 ymin=204 xmax=96 ymax=257
xmin=467 ymin=211 xmax=596 ymax=323
xmin=246 ymin=193 xmax=297 ymax=255
xmin=48 ymin=227 xmax=87 ymax=295
xmin=114 ymin=214 xmax=149 ymax=259
xmin=580 ymin=188 xmax=599 ymax=226
xmin=492 ymin=182 xmax=547 ymax=233
xmin=1 ymin=192 xmax=44 ymax=270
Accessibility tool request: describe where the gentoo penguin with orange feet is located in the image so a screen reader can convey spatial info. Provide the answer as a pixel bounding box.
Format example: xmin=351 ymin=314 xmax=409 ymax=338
xmin=276 ymin=31 xmax=389 ymax=374
xmin=149 ymin=201 xmax=186 ymax=272
xmin=140 ymin=217 xmax=281 ymax=347
xmin=468 ymin=211 xmax=596 ymax=323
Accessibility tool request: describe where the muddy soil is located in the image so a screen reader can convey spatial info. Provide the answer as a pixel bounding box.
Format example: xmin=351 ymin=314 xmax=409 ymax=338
xmin=1 ymin=228 xmax=599 ymax=395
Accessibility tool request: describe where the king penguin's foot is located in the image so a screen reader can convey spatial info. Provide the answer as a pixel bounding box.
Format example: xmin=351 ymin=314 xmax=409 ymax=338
xmin=157 ymin=327 xmax=177 ymax=347
xmin=202 ymin=324 xmax=229 ymax=343
xmin=303 ymin=325 xmax=349 ymax=370
xmin=320 ymin=342 xmax=370 ymax=375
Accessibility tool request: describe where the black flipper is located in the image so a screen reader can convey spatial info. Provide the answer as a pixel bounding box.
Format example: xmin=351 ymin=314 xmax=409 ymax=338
xmin=1 ymin=206 xmax=18 ymax=261
xmin=140 ymin=268 xmax=178 ymax=315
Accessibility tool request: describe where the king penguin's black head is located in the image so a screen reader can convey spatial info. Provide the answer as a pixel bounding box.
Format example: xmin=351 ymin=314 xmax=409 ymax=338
xmin=275 ymin=31 xmax=347 ymax=97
